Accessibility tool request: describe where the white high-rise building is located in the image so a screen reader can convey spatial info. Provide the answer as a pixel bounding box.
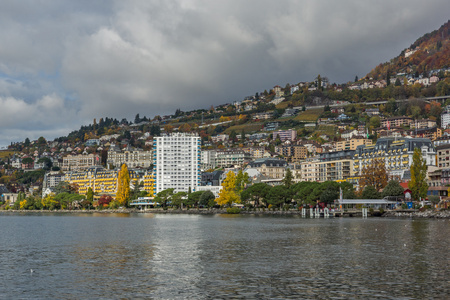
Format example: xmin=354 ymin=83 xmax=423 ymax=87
xmin=153 ymin=133 xmax=201 ymax=194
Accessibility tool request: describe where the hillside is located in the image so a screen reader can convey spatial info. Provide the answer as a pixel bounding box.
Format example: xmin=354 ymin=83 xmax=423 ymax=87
xmin=366 ymin=21 xmax=450 ymax=80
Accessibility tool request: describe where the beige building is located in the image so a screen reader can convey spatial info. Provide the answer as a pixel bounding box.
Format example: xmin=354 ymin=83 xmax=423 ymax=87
xmin=215 ymin=150 xmax=251 ymax=168
xmin=275 ymin=145 xmax=308 ymax=162
xmin=317 ymin=159 xmax=354 ymax=182
xmin=107 ymin=144 xmax=152 ymax=169
xmin=436 ymin=144 xmax=450 ymax=168
xmin=248 ymin=158 xmax=287 ymax=179
xmin=381 ymin=117 xmax=413 ymax=128
xmin=335 ymin=138 xmax=372 ymax=151
xmin=299 ymin=159 xmax=320 ymax=182
xmin=62 ymin=153 xmax=101 ymax=172
xmin=316 ymin=150 xmax=355 ymax=182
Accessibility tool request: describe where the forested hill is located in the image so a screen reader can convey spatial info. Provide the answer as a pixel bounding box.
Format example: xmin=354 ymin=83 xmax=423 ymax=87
xmin=366 ymin=20 xmax=450 ymax=80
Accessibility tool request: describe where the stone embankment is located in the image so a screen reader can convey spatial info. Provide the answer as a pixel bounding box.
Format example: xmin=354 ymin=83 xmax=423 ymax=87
xmin=384 ymin=210 xmax=450 ymax=219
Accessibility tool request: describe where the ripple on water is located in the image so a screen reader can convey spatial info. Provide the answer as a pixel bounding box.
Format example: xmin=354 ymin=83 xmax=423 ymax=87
xmin=0 ymin=214 xmax=448 ymax=299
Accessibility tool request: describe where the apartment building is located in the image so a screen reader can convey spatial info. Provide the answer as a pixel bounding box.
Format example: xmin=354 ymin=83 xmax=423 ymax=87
xmin=153 ymin=133 xmax=201 ymax=194
xmin=62 ymin=153 xmax=101 ymax=172
xmin=273 ymin=129 xmax=297 ymax=142
xmin=335 ymin=138 xmax=372 ymax=151
xmin=299 ymin=158 xmax=320 ymax=182
xmin=317 ymin=150 xmax=355 ymax=182
xmin=42 ymin=171 xmax=65 ymax=190
xmin=441 ymin=111 xmax=450 ymax=128
xmin=436 ymin=144 xmax=450 ymax=168
xmin=381 ymin=117 xmax=413 ymax=128
xmin=275 ymin=145 xmax=308 ymax=162
xmin=201 ymin=150 xmax=216 ymax=170
xmin=215 ymin=150 xmax=251 ymax=168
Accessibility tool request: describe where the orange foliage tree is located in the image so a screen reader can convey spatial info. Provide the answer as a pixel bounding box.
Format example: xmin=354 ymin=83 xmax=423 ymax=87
xmin=359 ymin=158 xmax=388 ymax=192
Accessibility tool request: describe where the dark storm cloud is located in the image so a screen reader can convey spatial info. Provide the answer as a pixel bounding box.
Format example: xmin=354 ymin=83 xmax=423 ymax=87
xmin=0 ymin=0 xmax=449 ymax=146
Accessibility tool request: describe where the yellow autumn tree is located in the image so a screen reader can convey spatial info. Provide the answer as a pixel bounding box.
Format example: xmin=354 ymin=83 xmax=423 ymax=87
xmin=216 ymin=171 xmax=240 ymax=207
xmin=19 ymin=199 xmax=27 ymax=210
xmin=178 ymin=123 xmax=191 ymax=133
xmin=164 ymin=124 xmax=174 ymax=133
xmin=116 ymin=164 xmax=130 ymax=206
xmin=41 ymin=193 xmax=58 ymax=210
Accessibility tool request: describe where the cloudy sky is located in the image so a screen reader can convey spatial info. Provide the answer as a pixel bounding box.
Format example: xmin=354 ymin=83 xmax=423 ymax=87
xmin=0 ymin=0 xmax=449 ymax=147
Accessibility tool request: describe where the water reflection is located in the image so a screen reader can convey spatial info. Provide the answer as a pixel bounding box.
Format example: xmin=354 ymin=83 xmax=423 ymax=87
xmin=0 ymin=214 xmax=448 ymax=299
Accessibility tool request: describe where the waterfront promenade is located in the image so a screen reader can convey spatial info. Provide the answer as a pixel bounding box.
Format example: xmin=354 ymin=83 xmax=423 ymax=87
xmin=2 ymin=208 xmax=449 ymax=218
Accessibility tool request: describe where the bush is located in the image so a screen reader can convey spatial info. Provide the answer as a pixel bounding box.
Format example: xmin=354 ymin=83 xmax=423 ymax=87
xmin=379 ymin=208 xmax=385 ymax=214
xmin=226 ymin=207 xmax=241 ymax=214
xmin=109 ymin=201 xmax=120 ymax=209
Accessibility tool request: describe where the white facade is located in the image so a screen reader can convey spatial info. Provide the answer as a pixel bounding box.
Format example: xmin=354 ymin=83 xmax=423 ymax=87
xmin=153 ymin=133 xmax=201 ymax=194
xmin=197 ymin=185 xmax=222 ymax=198
xmin=441 ymin=112 xmax=450 ymax=129
xmin=43 ymin=172 xmax=66 ymax=189
xmin=201 ymin=150 xmax=216 ymax=170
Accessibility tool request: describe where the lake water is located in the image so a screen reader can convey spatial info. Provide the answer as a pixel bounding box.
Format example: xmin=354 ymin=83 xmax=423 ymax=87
xmin=0 ymin=213 xmax=448 ymax=299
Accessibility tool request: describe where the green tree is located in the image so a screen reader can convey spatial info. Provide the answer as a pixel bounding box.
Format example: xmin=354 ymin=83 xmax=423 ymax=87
xmin=199 ymin=190 xmax=216 ymax=208
xmin=385 ymin=99 xmax=397 ymax=115
xmin=116 ymin=164 xmax=131 ymax=207
xmin=86 ymin=187 xmax=94 ymax=206
xmin=186 ymin=191 xmax=203 ymax=208
xmin=172 ymin=191 xmax=187 ymax=209
xmin=369 ymin=116 xmax=381 ymax=128
xmin=282 ymin=168 xmax=293 ymax=188
xmin=22 ymin=157 xmax=34 ymax=165
xmin=362 ymin=186 xmax=381 ymax=199
xmin=154 ymin=188 xmax=175 ymax=208
xmin=240 ymin=183 xmax=271 ymax=207
xmin=320 ymin=185 xmax=339 ymax=204
xmin=241 ymin=130 xmax=246 ymax=142
xmin=54 ymin=181 xmax=75 ymax=195
xmin=267 ymin=185 xmax=290 ymax=208
xmin=235 ymin=170 xmax=250 ymax=195
xmin=229 ymin=130 xmax=237 ymax=143
xmin=316 ymin=74 xmax=323 ymax=91
xmin=409 ymin=148 xmax=428 ymax=201
xmin=381 ymin=180 xmax=404 ymax=198
xmin=292 ymin=181 xmax=320 ymax=205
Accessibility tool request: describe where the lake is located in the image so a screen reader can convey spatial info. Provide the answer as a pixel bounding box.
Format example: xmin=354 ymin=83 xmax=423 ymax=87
xmin=0 ymin=213 xmax=448 ymax=299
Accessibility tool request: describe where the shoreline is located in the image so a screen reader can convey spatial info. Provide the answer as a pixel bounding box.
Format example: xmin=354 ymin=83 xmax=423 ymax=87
xmin=1 ymin=208 xmax=449 ymax=219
